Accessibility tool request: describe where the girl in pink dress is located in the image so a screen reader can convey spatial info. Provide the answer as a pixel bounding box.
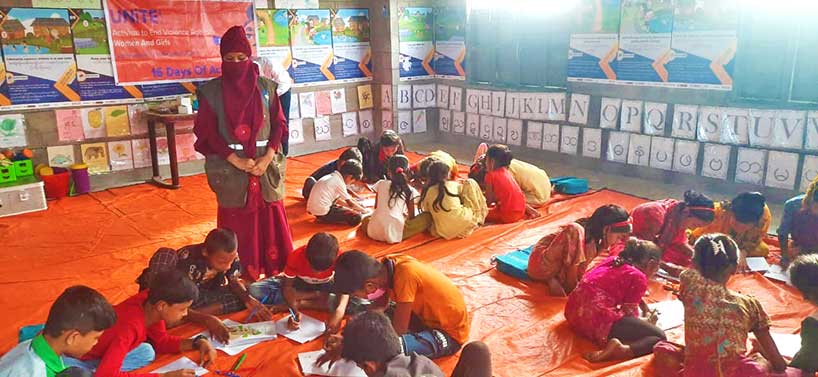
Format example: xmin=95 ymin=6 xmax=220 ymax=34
xmin=527 ymin=204 xmax=631 ymax=296
xmin=564 ymin=238 xmax=665 ymax=362
xmin=653 ymin=234 xmax=793 ymax=377
xmin=630 ymin=190 xmax=714 ymax=271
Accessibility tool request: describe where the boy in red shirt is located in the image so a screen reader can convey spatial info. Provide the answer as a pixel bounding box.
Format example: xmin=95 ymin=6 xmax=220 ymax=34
xmin=483 ymin=144 xmax=538 ymax=223
xmin=249 ymin=232 xmax=354 ymax=333
xmin=63 ymin=271 xmax=216 ymax=377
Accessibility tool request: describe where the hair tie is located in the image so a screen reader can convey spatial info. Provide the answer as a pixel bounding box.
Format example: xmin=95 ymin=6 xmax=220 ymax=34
xmin=710 ymin=239 xmax=726 ymax=256
xmin=395 ymin=167 xmax=404 ymax=174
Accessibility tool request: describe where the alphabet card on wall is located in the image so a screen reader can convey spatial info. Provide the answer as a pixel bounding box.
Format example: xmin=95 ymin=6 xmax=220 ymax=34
xmin=627 ymin=134 xmax=651 ymax=167
xmin=582 ymin=128 xmax=602 ymax=159
xmin=800 ymin=155 xmax=818 ymax=192
xmin=507 ymin=119 xmax=523 ymax=146
xmin=806 ymin=111 xmax=818 ymax=151
xmin=722 ymin=107 xmax=750 ymax=145
xmin=330 ymin=89 xmax=347 ymax=114
xmin=619 ymin=100 xmax=643 ymax=133
xmin=466 ymin=113 xmax=479 ymax=138
xmin=342 ymin=112 xmax=358 ymax=137
xmin=696 ymin=107 xmax=723 ymax=143
xmin=289 ymin=119 xmax=305 ymax=144
xmin=382 ymin=111 xmax=394 ymax=131
xmin=413 ymin=110 xmax=427 ymax=133
xmin=569 ymin=94 xmax=590 ymax=125
xmin=314 ymin=116 xmax=332 ymax=141
xmin=449 ymin=87 xmax=463 ymax=111
xmin=493 ymin=117 xmax=507 ymax=143
xmin=299 ymin=92 xmax=316 ymax=118
xmin=413 ymin=84 xmax=435 ymax=108
xmin=439 ymin=110 xmax=451 ymax=133
xmin=452 ymin=111 xmax=465 ymax=134
xmin=607 ymin=131 xmax=630 ymax=163
xmin=735 ymin=148 xmax=767 ymax=185
xmin=546 ymin=93 xmax=566 ymax=122
xmin=478 ymin=90 xmax=492 ymax=114
xmin=289 ymin=93 xmax=301 ymax=119
xmin=701 ymin=143 xmax=731 ymax=180
xmin=748 ymin=109 xmax=775 ymax=148
xmin=381 ymin=85 xmax=393 ymax=110
xmin=643 ymin=102 xmax=667 ymax=136
xmin=773 ymin=110 xmax=806 ymax=150
xmin=520 ymin=93 xmax=539 ymax=121
xmin=465 ymin=89 xmax=479 ymax=114
xmin=672 ymin=104 xmax=698 ymax=139
xmin=599 ymin=98 xmax=621 ymax=129
xmin=526 ymin=122 xmax=543 ymax=149
xmin=672 ymin=140 xmax=699 ymax=175
xmin=491 ymin=91 xmax=506 ymax=117
xmin=765 ymin=151 xmax=799 ymax=190
xmin=648 ymin=136 xmax=674 ymax=170
xmin=397 ymin=85 xmax=412 ymax=109
xmin=437 ymin=85 xmax=450 ymax=108
xmin=541 ymin=123 xmax=561 ymax=152
xmin=560 ymin=125 xmax=579 ymax=155
xmin=316 ymin=91 xmax=332 ymax=116
xmin=479 ymin=115 xmax=493 ymax=141
xmin=505 ymin=93 xmax=521 ymax=119
xmin=397 ymin=111 xmax=412 ymax=134
xmin=358 ymin=110 xmax=374 ymax=134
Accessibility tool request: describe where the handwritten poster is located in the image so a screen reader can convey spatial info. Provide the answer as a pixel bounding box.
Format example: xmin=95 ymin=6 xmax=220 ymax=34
xmin=331 ymin=9 xmax=372 ymax=82
xmin=341 ymin=112 xmax=358 ymax=137
xmin=313 ymin=116 xmax=331 ymax=141
xmin=413 ymin=109 xmax=427 ymax=133
xmin=104 ymin=106 xmax=130 ymax=137
xmin=357 ymin=84 xmax=373 ymax=109
xmin=299 ymin=92 xmax=316 ymax=118
xmin=0 ymin=114 xmax=26 ymax=148
xmin=107 ymin=140 xmax=134 ymax=171
xmin=175 ymin=133 xmax=201 ymax=162
xmin=47 ymin=145 xmax=76 ymax=168
xmin=131 ymin=138 xmax=152 ymax=168
xmin=80 ymin=142 xmax=110 ymax=174
xmin=397 ymin=111 xmax=412 ymax=134
xmin=330 ymin=88 xmax=347 ymax=114
xmin=315 ymin=91 xmax=332 ymax=116
xmin=290 ymin=10 xmax=335 ymax=85
xmin=289 ymin=118 xmax=305 ymax=144
xmin=568 ymin=0 xmax=621 ymax=83
xmin=398 ymin=7 xmax=435 ymax=80
xmin=81 ymin=107 xmax=107 ymax=139
xmin=55 ymin=109 xmax=85 ymax=142
xmin=358 ymin=109 xmax=373 ymax=134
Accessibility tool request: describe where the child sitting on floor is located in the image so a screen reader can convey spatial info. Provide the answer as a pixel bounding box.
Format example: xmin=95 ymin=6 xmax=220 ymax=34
xmin=789 ymin=254 xmax=818 ymax=374
xmin=690 ymin=192 xmax=771 ymax=257
xmin=779 ymin=177 xmax=818 ymax=266
xmin=135 ymin=228 xmax=273 ymax=344
xmin=328 ymin=251 xmax=471 ymax=360
xmin=64 ymin=271 xmax=216 ymax=377
xmin=528 ymin=204 xmax=631 ymax=296
xmin=483 ymin=144 xmax=539 ymax=223
xmin=362 ymin=155 xmax=432 ymax=244
xmin=358 ymin=130 xmax=405 ymax=183
xmin=471 ymin=143 xmax=552 ymax=207
xmin=302 ymin=147 xmax=363 ymax=200
xmin=249 ymin=232 xmax=356 ymax=333
xmin=565 ymin=238 xmax=666 ymax=363
xmin=0 ymin=286 xmax=116 ymax=377
xmin=328 ymin=311 xmax=492 ymax=377
xmin=420 ymin=161 xmax=488 ymax=240
xmin=409 ymin=150 xmax=459 ymax=188
xmin=307 ymin=159 xmax=368 ymax=226
xmin=653 ymin=234 xmax=789 ymax=376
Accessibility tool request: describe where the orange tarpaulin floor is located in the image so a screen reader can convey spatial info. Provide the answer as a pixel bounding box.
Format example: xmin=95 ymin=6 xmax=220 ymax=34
xmin=1 ymin=149 xmax=814 ymax=376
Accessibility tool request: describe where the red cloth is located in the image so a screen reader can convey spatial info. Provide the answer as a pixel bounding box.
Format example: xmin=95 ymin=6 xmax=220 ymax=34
xmin=218 ymin=197 xmax=293 ymax=281
xmin=82 ymin=291 xmax=181 ymax=377
xmin=484 ymin=168 xmax=525 ymax=223
xmin=282 ymin=246 xmax=334 ymax=284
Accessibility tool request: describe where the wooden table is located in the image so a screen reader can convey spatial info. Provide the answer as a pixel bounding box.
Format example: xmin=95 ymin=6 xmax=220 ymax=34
xmin=145 ymin=112 xmax=196 ymax=189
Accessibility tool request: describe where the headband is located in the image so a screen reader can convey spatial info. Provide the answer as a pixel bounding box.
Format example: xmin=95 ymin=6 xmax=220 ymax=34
xmin=609 ymin=219 xmax=633 ymax=233
xmin=687 ymin=206 xmax=715 ymax=212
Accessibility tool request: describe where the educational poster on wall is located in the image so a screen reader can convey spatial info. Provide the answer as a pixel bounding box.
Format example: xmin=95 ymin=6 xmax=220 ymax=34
xmin=568 ymin=0 xmax=621 ymax=83
xmin=70 ymin=9 xmax=141 ymax=102
xmin=289 ymin=9 xmax=335 ymax=85
xmin=0 ymin=50 xmax=11 ymax=106
xmin=275 ymin=0 xmax=318 ymax=8
xmin=139 ymin=82 xmax=197 ymax=99
xmin=666 ymin=0 xmax=737 ymax=90
xmin=256 ymin=9 xmax=292 ymax=71
xmin=0 ymin=8 xmax=81 ymax=105
xmin=398 ymin=7 xmax=435 ymax=81
xmin=434 ymin=7 xmax=465 ymax=80
xmin=32 ymin=1 xmax=101 ymax=8
xmin=616 ymin=0 xmax=674 ymax=85
xmin=102 ymin=0 xmax=256 ymax=85
xmin=330 ymin=9 xmax=372 ymax=83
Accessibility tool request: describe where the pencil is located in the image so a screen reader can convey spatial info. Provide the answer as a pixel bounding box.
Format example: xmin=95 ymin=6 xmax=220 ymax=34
xmin=231 ymin=353 xmax=247 ymax=371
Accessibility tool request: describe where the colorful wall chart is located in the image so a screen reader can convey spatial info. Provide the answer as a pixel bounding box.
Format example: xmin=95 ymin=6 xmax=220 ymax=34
xmin=434 ymin=7 xmax=465 ymax=80
xmin=289 ymin=9 xmax=335 ymax=85
xmin=616 ymin=0 xmax=674 ymax=84
xmin=398 ymin=7 xmax=435 ymax=81
xmin=256 ymin=9 xmax=292 ymax=70
xmin=1 ymin=8 xmax=81 ymax=105
xmin=666 ymin=0 xmax=738 ymax=89
xmin=330 ymin=8 xmax=371 ymax=82
xmin=567 ymin=0 xmax=621 ymax=83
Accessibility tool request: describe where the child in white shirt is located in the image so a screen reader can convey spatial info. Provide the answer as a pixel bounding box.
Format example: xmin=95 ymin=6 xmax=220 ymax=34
xmin=307 ymin=159 xmax=367 ymax=226
xmin=363 ymin=155 xmax=431 ymax=243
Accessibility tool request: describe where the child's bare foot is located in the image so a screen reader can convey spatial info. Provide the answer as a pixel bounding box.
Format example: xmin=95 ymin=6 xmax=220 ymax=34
xmin=583 ymin=338 xmax=633 ymax=363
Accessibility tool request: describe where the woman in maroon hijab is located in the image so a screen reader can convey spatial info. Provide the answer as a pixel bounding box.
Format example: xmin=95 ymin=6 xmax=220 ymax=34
xmin=194 ymin=26 xmax=293 ymax=280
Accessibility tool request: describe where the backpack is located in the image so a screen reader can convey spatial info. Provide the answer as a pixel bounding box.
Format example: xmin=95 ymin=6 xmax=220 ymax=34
xmin=492 ymin=246 xmax=533 ymax=281
xmin=550 ymin=176 xmax=589 ymax=195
